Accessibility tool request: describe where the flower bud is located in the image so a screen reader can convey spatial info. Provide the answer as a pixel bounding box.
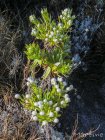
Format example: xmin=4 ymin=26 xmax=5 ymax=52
xmin=54 ymin=118 xmax=59 ymax=123
xmin=15 ymin=94 xmax=20 ymax=99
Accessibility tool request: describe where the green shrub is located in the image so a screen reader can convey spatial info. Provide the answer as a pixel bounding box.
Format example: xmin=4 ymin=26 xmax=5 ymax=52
xmin=29 ymin=8 xmax=75 ymax=47
xmin=15 ymin=8 xmax=75 ymax=125
xmin=21 ymin=79 xmax=73 ymax=125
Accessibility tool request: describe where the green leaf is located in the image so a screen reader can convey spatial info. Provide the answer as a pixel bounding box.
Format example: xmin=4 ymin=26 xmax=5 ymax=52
xmin=41 ymin=8 xmax=51 ymax=23
xmin=43 ymin=66 xmax=51 ymax=79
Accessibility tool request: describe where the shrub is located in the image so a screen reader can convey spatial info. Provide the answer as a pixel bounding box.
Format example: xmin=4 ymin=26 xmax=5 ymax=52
xmin=16 ymin=8 xmax=75 ymax=125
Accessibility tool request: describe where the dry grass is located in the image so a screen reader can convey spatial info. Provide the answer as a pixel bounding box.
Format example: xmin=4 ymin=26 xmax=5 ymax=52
xmin=70 ymin=115 xmax=100 ymax=140
xmin=0 ymin=84 xmax=43 ymax=140
xmin=0 ymin=11 xmax=23 ymax=85
xmin=0 ymin=11 xmax=43 ymax=140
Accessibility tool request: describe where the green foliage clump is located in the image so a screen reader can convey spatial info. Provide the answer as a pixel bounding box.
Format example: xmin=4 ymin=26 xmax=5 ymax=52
xmin=21 ymin=79 xmax=72 ymax=125
xmin=16 ymin=8 xmax=75 ymax=125
xmin=27 ymin=8 xmax=75 ymax=78
xmin=29 ymin=8 xmax=75 ymax=47
xmin=25 ymin=43 xmax=72 ymax=78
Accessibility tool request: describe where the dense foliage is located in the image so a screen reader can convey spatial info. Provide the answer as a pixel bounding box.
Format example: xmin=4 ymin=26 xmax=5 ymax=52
xmin=15 ymin=8 xmax=75 ymax=125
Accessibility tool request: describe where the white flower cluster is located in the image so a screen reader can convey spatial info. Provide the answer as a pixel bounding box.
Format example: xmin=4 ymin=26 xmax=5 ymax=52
xmin=15 ymin=93 xmax=31 ymax=100
xmin=44 ymin=9 xmax=75 ymax=45
xmin=15 ymin=81 xmax=66 ymax=125
xmin=26 ymin=76 xmax=34 ymax=86
xmin=31 ymin=99 xmax=60 ymax=125
xmin=45 ymin=28 xmax=64 ymax=44
xmin=50 ymin=77 xmax=72 ymax=105
xmin=31 ymin=108 xmax=59 ymax=125
xmin=29 ymin=9 xmax=74 ymax=47
xmin=15 ymin=76 xmax=73 ymax=125
xmin=42 ymin=118 xmax=59 ymax=125
xmin=60 ymin=8 xmax=74 ymax=26
xmin=51 ymin=77 xmax=73 ymax=93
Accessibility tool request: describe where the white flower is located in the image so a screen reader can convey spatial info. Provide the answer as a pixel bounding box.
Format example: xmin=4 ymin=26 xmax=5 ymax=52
xmin=42 ymin=121 xmax=47 ymax=125
xmin=67 ymin=20 xmax=72 ymax=25
xmin=40 ymin=111 xmax=45 ymax=116
xmin=61 ymin=101 xmax=65 ymax=105
xmin=54 ymin=62 xmax=60 ymax=66
xmin=38 ymin=101 xmax=43 ymax=108
xmin=64 ymin=94 xmax=69 ymax=98
xmin=66 ymin=85 xmax=73 ymax=91
xmin=38 ymin=101 xmax=43 ymax=106
xmin=51 ymin=78 xmax=56 ymax=85
xmin=29 ymin=15 xmax=34 ymax=21
xmin=57 ymin=77 xmax=63 ymax=82
xmin=45 ymin=38 xmax=48 ymax=41
xmin=63 ymin=81 xmax=67 ymax=86
xmin=31 ymin=29 xmax=37 ymax=35
xmin=58 ymin=23 xmax=62 ymax=27
xmin=32 ymin=111 xmax=37 ymax=116
xmin=32 ymin=116 xmax=38 ymax=121
xmin=60 ymin=15 xmax=63 ymax=18
xmin=57 ymin=88 xmax=61 ymax=93
xmin=67 ymin=15 xmax=70 ymax=18
xmin=65 ymin=97 xmax=71 ymax=102
xmin=64 ymin=8 xmax=68 ymax=13
xmin=26 ymin=94 xmax=31 ymax=99
xmin=15 ymin=94 xmax=20 ymax=99
xmin=51 ymin=78 xmax=56 ymax=82
xmin=49 ymin=101 xmax=53 ymax=105
xmin=50 ymin=31 xmax=54 ymax=36
xmin=25 ymin=100 xmax=28 ymax=103
xmin=63 ymin=9 xmax=68 ymax=15
xmin=53 ymin=38 xmax=57 ymax=43
xmin=54 ymin=118 xmax=59 ymax=123
xmin=43 ymin=99 xmax=47 ymax=103
xmin=37 ymin=95 xmax=40 ymax=99
xmin=55 ymin=107 xmax=60 ymax=112
xmin=49 ymin=112 xmax=54 ymax=117
xmin=26 ymin=82 xmax=30 ymax=86
xmin=53 ymin=27 xmax=56 ymax=30
xmin=55 ymin=84 xmax=59 ymax=89
xmin=27 ymin=77 xmax=34 ymax=83
xmin=34 ymin=102 xmax=38 ymax=106
xmin=46 ymin=33 xmax=48 ymax=37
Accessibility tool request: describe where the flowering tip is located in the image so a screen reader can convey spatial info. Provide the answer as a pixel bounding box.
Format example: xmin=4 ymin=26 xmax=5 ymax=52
xmin=54 ymin=118 xmax=59 ymax=123
xmin=55 ymin=107 xmax=60 ymax=112
xmin=26 ymin=94 xmax=31 ymax=99
xmin=15 ymin=94 xmax=20 ymax=99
